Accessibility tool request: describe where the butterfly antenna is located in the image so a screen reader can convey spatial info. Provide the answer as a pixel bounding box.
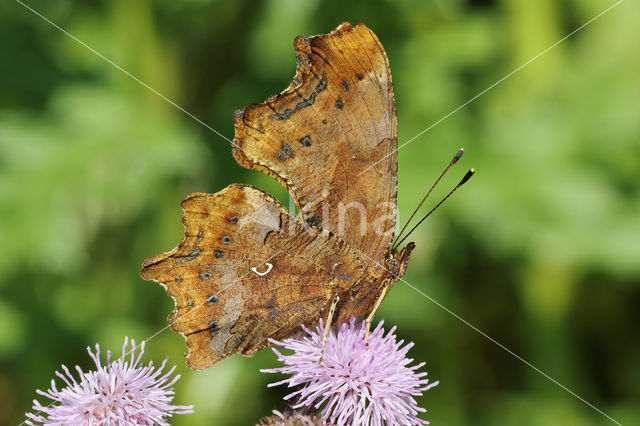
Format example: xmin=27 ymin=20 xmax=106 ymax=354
xmin=393 ymin=168 xmax=475 ymax=250
xmin=392 ymin=148 xmax=464 ymax=250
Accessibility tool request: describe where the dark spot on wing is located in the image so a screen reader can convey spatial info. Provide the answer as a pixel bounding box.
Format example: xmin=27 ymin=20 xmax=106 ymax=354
xmin=315 ymin=73 xmax=327 ymax=92
xmin=207 ymin=294 xmax=219 ymax=305
xmin=275 ymin=143 xmax=294 ymax=161
xmin=221 ymin=235 xmax=232 ymax=244
xmin=200 ymin=271 xmax=212 ymax=279
xmin=335 ymin=98 xmax=343 ymax=109
xmin=356 ymin=73 xmax=364 ymax=80
xmin=271 ymin=73 xmax=327 ymax=120
xmin=271 ymin=108 xmax=294 ymax=121
xmin=293 ymin=92 xmax=317 ymax=111
xmin=298 ymin=135 xmax=312 ymax=147
xmin=341 ymin=79 xmax=350 ymax=91
xmin=215 ymin=250 xmax=224 ymax=258
xmin=181 ymin=247 xmax=201 ymax=262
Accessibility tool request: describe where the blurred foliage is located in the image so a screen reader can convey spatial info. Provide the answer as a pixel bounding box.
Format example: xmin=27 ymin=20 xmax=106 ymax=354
xmin=1 ymin=0 xmax=639 ymax=425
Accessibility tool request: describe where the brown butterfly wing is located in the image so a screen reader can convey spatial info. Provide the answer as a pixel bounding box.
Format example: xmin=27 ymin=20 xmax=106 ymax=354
xmin=141 ymin=184 xmax=366 ymax=369
xmin=233 ymin=22 xmax=397 ymax=269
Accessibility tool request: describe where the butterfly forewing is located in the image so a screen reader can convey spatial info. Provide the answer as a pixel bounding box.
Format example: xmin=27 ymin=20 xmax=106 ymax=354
xmin=233 ymin=22 xmax=398 ymax=268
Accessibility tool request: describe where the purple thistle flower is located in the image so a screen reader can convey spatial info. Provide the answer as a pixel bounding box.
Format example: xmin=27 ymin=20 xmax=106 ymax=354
xmin=26 ymin=336 xmax=193 ymax=425
xmin=262 ymin=318 xmax=438 ymax=426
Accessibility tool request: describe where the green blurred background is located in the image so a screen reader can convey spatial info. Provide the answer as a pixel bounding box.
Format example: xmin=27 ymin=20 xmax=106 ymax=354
xmin=1 ymin=0 xmax=639 ymax=424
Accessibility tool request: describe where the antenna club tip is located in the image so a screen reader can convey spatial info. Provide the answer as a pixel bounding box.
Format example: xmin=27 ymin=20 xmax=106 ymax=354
xmin=459 ymin=168 xmax=475 ymax=186
xmin=451 ymin=148 xmax=464 ymax=164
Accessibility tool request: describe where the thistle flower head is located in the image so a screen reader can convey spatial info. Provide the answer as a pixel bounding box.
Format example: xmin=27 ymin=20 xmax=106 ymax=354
xmin=26 ymin=336 xmax=193 ymax=425
xmin=262 ymin=318 xmax=438 ymax=425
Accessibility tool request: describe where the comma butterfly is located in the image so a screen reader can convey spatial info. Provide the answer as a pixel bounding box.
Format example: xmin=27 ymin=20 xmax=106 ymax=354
xmin=141 ymin=22 xmax=416 ymax=369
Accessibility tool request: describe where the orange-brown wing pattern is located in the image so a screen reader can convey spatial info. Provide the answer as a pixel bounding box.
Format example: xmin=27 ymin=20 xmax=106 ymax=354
xmin=141 ymin=184 xmax=365 ymax=369
xmin=233 ymin=22 xmax=397 ymax=269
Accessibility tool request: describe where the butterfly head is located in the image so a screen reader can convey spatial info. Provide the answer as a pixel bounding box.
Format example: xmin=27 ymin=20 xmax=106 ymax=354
xmin=385 ymin=241 xmax=415 ymax=280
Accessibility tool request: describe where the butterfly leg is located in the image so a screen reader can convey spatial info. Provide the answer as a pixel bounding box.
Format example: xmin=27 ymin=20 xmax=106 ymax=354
xmin=364 ymin=280 xmax=390 ymax=340
xmin=322 ymin=295 xmax=340 ymax=346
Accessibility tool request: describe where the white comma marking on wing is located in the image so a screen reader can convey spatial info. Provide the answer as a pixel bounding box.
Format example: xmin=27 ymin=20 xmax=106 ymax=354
xmin=251 ymin=262 xmax=273 ymax=276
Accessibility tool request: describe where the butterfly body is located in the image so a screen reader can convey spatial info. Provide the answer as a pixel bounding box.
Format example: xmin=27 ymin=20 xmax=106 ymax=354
xmin=332 ymin=242 xmax=415 ymax=327
xmin=142 ymin=22 xmax=412 ymax=369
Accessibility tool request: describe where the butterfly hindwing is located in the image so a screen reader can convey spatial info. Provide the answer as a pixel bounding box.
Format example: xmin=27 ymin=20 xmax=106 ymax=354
xmin=141 ymin=184 xmax=366 ymax=369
